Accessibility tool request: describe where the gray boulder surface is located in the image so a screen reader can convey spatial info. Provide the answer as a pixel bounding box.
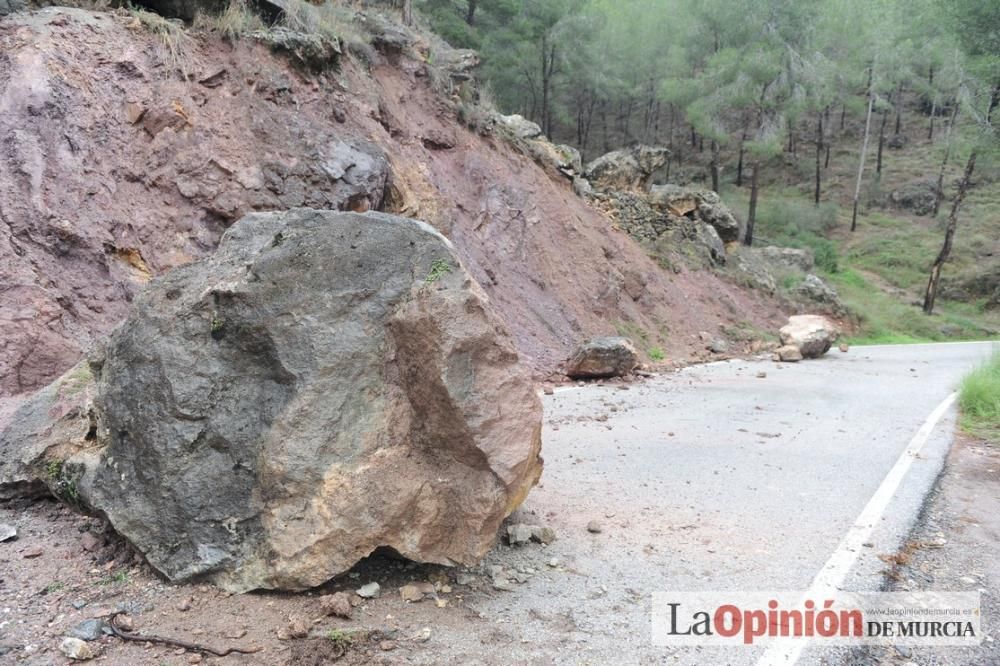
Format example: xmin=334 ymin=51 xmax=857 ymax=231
xmin=794 ymin=274 xmax=843 ymax=310
xmin=0 ymin=0 xmax=24 ymax=16
xmin=1 ymin=209 xmax=543 ymax=593
xmin=565 ymin=337 xmax=640 ymax=378
xmin=497 ymin=114 xmax=543 ymax=140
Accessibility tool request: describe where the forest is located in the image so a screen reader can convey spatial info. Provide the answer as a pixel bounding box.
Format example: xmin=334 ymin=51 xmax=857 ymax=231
xmin=419 ymin=0 xmax=999 ymax=324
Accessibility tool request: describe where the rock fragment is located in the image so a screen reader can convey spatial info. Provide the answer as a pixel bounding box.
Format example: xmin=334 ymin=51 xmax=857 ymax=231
xmin=59 ymin=637 xmax=95 ymax=661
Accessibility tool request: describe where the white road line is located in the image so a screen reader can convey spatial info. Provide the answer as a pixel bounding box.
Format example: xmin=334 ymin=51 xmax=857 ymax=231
xmin=756 ymin=391 xmax=959 ymax=666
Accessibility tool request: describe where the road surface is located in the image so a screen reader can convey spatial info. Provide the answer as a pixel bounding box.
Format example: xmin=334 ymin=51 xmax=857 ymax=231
xmin=427 ymin=341 xmax=996 ymax=664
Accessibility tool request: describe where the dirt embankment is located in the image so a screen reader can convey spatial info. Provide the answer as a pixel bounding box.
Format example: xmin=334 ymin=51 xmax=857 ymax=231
xmin=0 ymin=6 xmax=788 ymax=402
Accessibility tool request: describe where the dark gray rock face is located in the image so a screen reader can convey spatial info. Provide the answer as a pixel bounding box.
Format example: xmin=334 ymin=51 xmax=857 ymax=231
xmin=0 ymin=0 xmax=25 ymax=16
xmin=2 ymin=209 xmax=543 ymax=593
xmin=565 ymin=337 xmax=640 ymax=378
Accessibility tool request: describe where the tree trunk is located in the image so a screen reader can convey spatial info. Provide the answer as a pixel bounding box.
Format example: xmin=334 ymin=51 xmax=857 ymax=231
xmin=690 ymin=125 xmax=697 ymax=148
xmin=814 ymin=113 xmax=823 ymax=205
xmin=876 ymin=108 xmax=888 ymax=179
xmin=988 ymin=81 xmax=999 ymax=124
xmin=824 ymin=141 xmax=831 ymax=169
xmin=840 ymin=103 xmax=846 ymax=130
xmin=923 ymin=150 xmax=977 ymax=314
xmin=745 ymin=161 xmax=760 ymax=246
xmin=465 ymin=0 xmax=477 ymax=25
xmin=932 ymin=103 xmax=960 ymax=217
xmin=928 ymin=99 xmax=936 ymax=141
xmin=893 ymin=82 xmax=903 ymax=135
xmin=540 ymin=37 xmax=554 ymax=137
xmin=601 ymin=101 xmax=609 ymax=153
xmin=710 ymin=140 xmax=720 ymax=192
xmin=851 ymin=92 xmax=876 ymax=232
xmin=401 ymin=0 xmax=412 ymax=26
xmin=736 ymin=114 xmax=748 ymax=186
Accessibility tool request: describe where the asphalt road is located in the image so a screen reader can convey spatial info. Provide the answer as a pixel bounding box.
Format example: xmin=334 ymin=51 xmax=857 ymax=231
xmin=429 ymin=341 xmax=996 ymax=665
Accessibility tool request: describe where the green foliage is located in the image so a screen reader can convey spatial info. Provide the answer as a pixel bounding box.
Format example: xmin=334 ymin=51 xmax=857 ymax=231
xmin=828 ymin=269 xmax=995 ymax=344
xmin=425 ymin=258 xmax=454 ymax=283
xmin=98 ymin=570 xmax=130 ymax=586
xmin=727 ymin=190 xmax=841 ymax=272
xmin=648 ymin=346 xmax=664 ymax=362
xmin=959 ymin=350 xmax=1000 ymax=440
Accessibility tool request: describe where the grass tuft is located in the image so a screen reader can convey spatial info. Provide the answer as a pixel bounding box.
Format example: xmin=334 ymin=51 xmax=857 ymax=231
xmin=959 ymin=350 xmax=1000 ymax=441
xmin=129 ymin=6 xmax=196 ymax=77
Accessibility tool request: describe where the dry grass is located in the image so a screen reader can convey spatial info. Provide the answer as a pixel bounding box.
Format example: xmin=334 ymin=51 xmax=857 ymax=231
xmin=193 ymin=0 xmax=266 ymax=40
xmin=129 ymin=6 xmax=196 ymax=77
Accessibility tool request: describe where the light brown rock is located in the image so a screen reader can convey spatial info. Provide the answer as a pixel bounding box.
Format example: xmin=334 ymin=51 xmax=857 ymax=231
xmin=776 ymin=346 xmax=803 ymax=362
xmin=779 ymin=315 xmax=838 ymax=359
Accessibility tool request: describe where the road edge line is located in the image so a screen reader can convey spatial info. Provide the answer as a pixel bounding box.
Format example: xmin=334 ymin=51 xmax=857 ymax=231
xmin=755 ymin=391 xmax=958 ymax=666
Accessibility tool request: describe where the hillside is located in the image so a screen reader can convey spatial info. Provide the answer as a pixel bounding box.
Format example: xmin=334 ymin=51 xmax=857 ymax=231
xmin=0 ymin=4 xmax=791 ymax=406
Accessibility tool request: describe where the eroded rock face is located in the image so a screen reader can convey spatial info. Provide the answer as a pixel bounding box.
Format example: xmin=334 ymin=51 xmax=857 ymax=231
xmin=565 ymin=337 xmax=639 ymax=378
xmin=779 ymin=314 xmax=838 ymax=359
xmin=3 ymin=209 xmax=543 ymax=592
xmin=0 ymin=10 xmax=390 ymax=397
xmin=584 ymin=145 xmax=669 ymax=192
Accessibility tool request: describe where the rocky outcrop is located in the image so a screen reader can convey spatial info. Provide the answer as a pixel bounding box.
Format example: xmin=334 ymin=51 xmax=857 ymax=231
xmin=1 ymin=209 xmax=543 ymax=593
xmin=565 ymin=337 xmax=640 ymax=378
xmin=584 ymin=145 xmax=669 ymax=192
xmin=727 ymin=248 xmax=778 ymax=293
xmin=497 ymin=114 xmax=543 ymax=140
xmin=793 ymin=274 xmax=843 ymax=311
xmin=778 ymin=315 xmax=838 ymax=359
xmin=595 ymin=186 xmax=742 ymax=268
xmin=250 ymin=27 xmax=342 ymax=71
xmin=648 ymin=185 xmax=741 ymax=243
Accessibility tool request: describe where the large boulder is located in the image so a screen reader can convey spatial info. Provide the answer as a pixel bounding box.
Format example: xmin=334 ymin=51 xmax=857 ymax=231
xmin=778 ymin=314 xmax=838 ymax=359
xmin=0 ymin=0 xmax=25 ymax=16
xmin=497 ymin=114 xmax=543 ymax=140
xmin=1 ymin=209 xmax=543 ymax=592
xmin=565 ymin=337 xmax=640 ymax=378
xmin=584 ymin=145 xmax=669 ymax=192
xmin=0 ymin=361 xmax=98 ymax=502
